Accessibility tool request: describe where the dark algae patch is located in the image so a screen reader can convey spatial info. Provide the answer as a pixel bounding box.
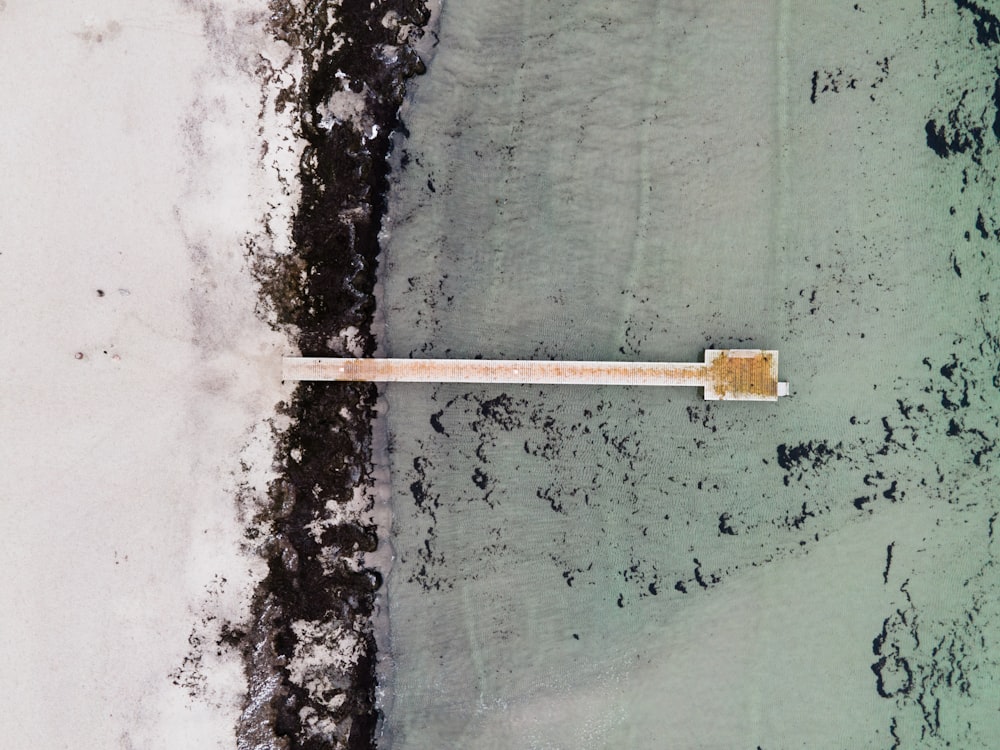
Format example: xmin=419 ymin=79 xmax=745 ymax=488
xmin=238 ymin=1 xmax=431 ymax=748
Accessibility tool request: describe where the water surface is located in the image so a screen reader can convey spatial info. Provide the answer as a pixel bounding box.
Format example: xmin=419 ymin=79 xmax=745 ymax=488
xmin=379 ymin=2 xmax=1000 ymax=746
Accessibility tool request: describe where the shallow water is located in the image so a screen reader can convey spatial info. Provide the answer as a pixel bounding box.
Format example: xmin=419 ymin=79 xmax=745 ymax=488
xmin=379 ymin=2 xmax=1000 ymax=747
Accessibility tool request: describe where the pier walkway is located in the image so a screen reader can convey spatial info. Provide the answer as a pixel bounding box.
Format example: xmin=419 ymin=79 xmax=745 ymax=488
xmin=283 ymin=349 xmax=788 ymax=401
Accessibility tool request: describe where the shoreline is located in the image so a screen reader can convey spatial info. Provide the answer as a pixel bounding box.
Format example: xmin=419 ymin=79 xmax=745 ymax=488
xmin=240 ymin=2 xmax=436 ymax=747
xmin=370 ymin=0 xmax=444 ymax=735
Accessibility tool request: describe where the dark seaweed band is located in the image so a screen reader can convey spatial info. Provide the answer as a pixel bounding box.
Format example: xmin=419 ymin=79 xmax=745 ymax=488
xmin=241 ymin=2 xmax=430 ymax=748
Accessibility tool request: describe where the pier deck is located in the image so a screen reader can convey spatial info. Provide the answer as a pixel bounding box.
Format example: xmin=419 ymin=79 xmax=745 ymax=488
xmin=282 ymin=349 xmax=788 ymax=401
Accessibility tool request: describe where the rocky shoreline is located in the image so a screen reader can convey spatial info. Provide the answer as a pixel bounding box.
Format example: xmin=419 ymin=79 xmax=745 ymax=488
xmin=239 ymin=2 xmax=432 ymax=748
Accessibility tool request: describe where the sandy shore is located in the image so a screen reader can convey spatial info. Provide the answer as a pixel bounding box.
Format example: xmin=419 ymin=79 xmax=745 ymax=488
xmin=0 ymin=0 xmax=436 ymax=747
xmin=0 ymin=2 xmax=296 ymax=746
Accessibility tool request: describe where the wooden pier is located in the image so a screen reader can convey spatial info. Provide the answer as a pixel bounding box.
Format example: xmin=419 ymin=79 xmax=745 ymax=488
xmin=282 ymin=349 xmax=788 ymax=401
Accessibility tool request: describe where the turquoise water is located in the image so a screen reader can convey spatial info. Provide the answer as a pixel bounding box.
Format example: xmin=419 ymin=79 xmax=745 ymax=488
xmin=379 ymin=2 xmax=1000 ymax=747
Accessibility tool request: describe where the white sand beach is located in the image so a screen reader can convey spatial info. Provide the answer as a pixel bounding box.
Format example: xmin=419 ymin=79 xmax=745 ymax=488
xmin=0 ymin=2 xmax=298 ymax=746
